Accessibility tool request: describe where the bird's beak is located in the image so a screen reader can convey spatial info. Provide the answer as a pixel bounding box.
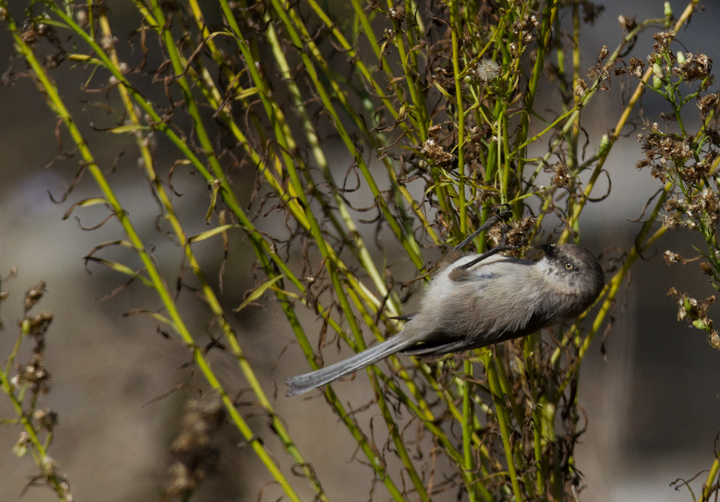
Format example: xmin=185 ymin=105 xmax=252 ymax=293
xmin=540 ymin=244 xmax=556 ymax=256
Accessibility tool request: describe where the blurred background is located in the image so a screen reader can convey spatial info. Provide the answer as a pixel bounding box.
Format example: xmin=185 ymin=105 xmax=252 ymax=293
xmin=1 ymin=1 xmax=719 ymax=501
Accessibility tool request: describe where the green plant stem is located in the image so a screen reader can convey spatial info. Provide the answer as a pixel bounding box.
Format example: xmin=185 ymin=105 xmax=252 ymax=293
xmin=524 ymin=336 xmax=546 ymax=496
xmin=92 ymin=10 xmax=330 ymax=500
xmin=345 ymin=288 xmax=429 ymax=501
xmin=701 ymin=455 xmax=720 ymax=502
xmin=560 ymin=0 xmax=701 ymax=241
xmin=0 ymin=326 xmax=70 ymax=500
xmin=387 ymin=0 xmax=428 ymax=139
xmin=451 ymin=0 xmax=467 ymax=236
xmin=461 ymin=359 xmax=477 ymax=502
xmin=552 ymin=183 xmax=671 ymax=397
xmin=513 ymin=0 xmax=557 ymax=174
xmin=482 ymin=352 xmax=523 ymax=501
xmin=12 ymin=6 xmax=305 ymax=499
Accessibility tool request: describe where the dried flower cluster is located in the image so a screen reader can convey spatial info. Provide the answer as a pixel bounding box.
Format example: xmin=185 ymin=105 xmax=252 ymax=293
xmin=636 ymin=132 xmax=694 ymax=180
xmin=675 ymin=53 xmax=713 ymax=82
xmin=627 ymin=57 xmax=645 ymax=78
xmin=632 ymin=28 xmax=720 ymax=359
xmin=10 ymin=286 xmax=55 ymax=396
xmin=486 ymin=216 xmax=536 ymax=252
xmin=0 ymin=278 xmax=70 ymax=500
xmin=421 ymin=138 xmax=454 ymax=167
xmin=550 ymin=162 xmax=571 ymax=188
xmin=161 ymin=397 xmax=225 ymax=501
xmin=668 ymin=288 xmax=720 ymax=349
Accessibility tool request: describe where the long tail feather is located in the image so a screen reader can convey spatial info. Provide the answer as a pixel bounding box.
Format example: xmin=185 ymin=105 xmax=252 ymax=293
xmin=286 ymin=335 xmax=411 ymax=396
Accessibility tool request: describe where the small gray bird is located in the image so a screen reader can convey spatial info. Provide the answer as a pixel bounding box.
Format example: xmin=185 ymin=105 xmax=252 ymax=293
xmin=286 ymin=244 xmax=604 ymax=397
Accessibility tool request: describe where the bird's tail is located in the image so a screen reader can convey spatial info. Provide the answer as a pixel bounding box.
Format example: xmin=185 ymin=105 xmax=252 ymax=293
xmin=286 ymin=335 xmax=412 ymax=396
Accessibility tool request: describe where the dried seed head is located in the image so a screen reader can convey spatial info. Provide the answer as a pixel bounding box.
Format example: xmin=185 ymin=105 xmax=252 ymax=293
xmin=626 ymin=57 xmax=644 ymax=78
xmin=24 ymin=282 xmax=46 ymax=313
xmin=618 ymin=15 xmax=637 ymax=32
xmin=473 ymin=58 xmax=500 ymax=82
xmin=574 ymin=78 xmax=588 ymax=97
xmin=13 ymin=432 xmax=30 ymax=457
xmin=668 ymin=288 xmax=716 ymax=332
xmin=598 ymin=45 xmax=609 ymax=62
xmin=652 ymin=31 xmax=673 ymax=52
xmin=679 ymin=156 xmax=715 ymax=185
xmin=701 ymin=262 xmax=713 ymax=275
xmin=75 ymin=9 xmax=87 ymax=27
xmin=551 ymin=163 xmax=570 ymax=188
xmin=162 ymin=397 xmax=225 ymax=499
xmin=427 ymin=124 xmax=442 ymax=140
xmin=709 ymin=330 xmax=720 ymax=349
xmin=664 ymin=250 xmax=683 ymax=264
xmin=421 ymin=139 xmax=453 ymax=166
xmin=697 ymin=93 xmax=720 ymax=119
xmin=34 ymin=409 xmax=58 ymax=432
xmin=388 ymin=5 xmax=405 ymax=22
xmin=673 ymin=52 xmax=713 ymax=83
xmin=16 ymin=353 xmax=51 ymax=394
xmin=486 ymin=217 xmax=534 ymax=254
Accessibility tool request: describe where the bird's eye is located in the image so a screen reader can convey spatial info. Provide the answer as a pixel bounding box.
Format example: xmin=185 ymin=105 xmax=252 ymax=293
xmin=564 ymin=262 xmax=574 ymax=270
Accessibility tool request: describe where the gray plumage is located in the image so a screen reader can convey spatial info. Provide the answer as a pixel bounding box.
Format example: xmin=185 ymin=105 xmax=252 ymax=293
xmin=286 ymin=244 xmax=604 ymax=397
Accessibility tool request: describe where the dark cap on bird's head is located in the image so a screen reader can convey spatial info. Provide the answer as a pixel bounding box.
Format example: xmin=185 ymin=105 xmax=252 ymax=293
xmin=538 ymin=243 xmax=604 ymax=308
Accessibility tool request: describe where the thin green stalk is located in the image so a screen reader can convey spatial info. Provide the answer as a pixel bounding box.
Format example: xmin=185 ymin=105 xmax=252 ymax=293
xmin=493 ymin=349 xmax=536 ymax=495
xmin=94 ymin=11 xmax=329 ymax=499
xmin=303 ymin=0 xmax=408 ymax=130
xmin=451 ymin=0 xmax=467 ymax=236
xmin=483 ymin=353 xmax=523 ymax=501
xmin=461 ymin=359 xmax=477 ymax=502
xmin=275 ymin=0 xmax=429 ymax=249
xmin=492 ymin=350 xmax=524 ymax=432
xmin=125 ymin=0 xmax=408 ymax=330
xmin=513 ymin=0 xmax=557 ymax=175
xmin=560 ymin=0 xmax=701 ymax=241
xmin=386 ymin=0 xmax=428 ymax=139
xmin=13 ymin=7 xmax=304 ymax=499
xmin=234 ymin=0 xmax=425 ymax=271
xmin=554 ymin=187 xmax=671 ymax=396
xmin=373 ymin=380 xmax=430 ymax=501
xmin=501 ymin=111 xmax=512 ymax=202
xmin=700 ymin=456 xmax=720 ymax=502
xmin=570 ymin=0 xmax=582 ymax=169
xmin=260 ymin=10 xmax=403 ymax=315
xmin=523 ymin=336 xmax=546 ymax=496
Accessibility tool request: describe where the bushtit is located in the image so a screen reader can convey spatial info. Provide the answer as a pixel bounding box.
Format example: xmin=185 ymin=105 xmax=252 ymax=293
xmin=286 ymin=244 xmax=603 ymax=397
